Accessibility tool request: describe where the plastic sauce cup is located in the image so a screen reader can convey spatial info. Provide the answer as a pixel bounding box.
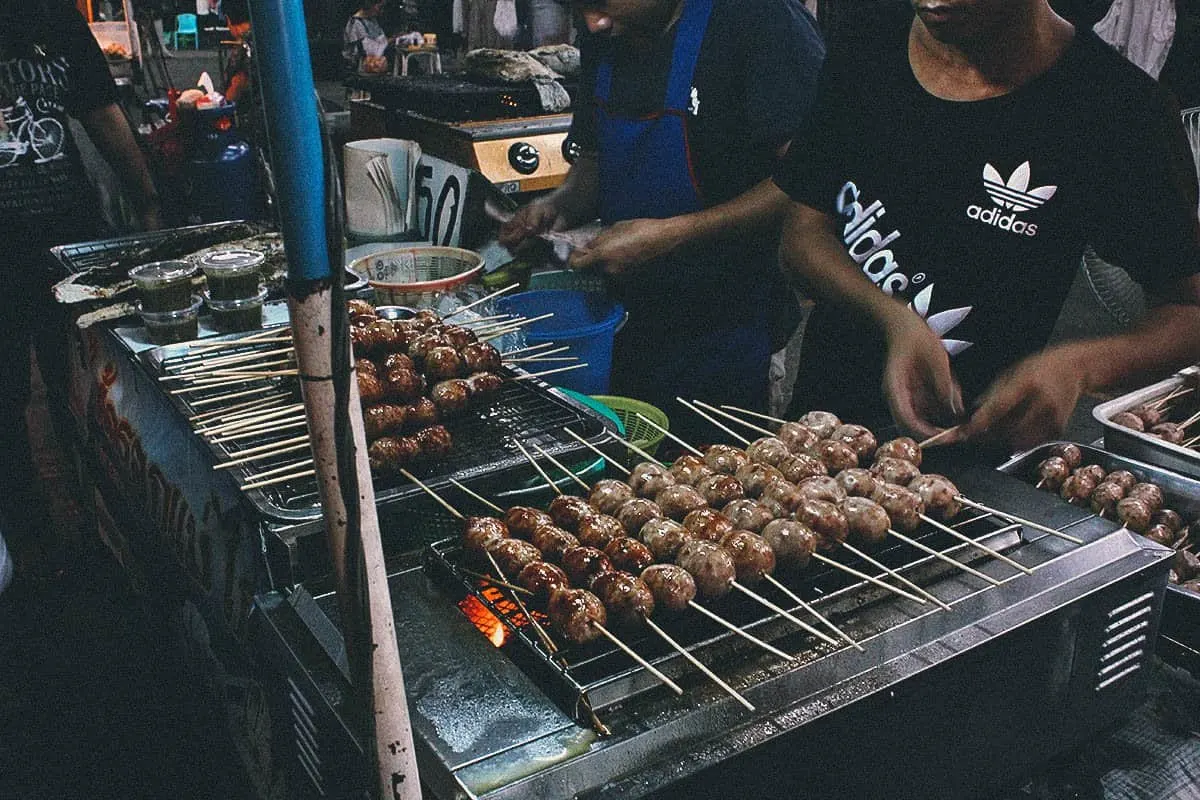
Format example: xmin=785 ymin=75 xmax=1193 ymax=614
xmin=199 ymin=249 xmax=265 ymax=302
xmin=206 ymin=286 xmax=268 ymax=332
xmin=140 ymin=295 xmax=203 ymax=345
xmin=129 ymin=260 xmax=197 ymax=313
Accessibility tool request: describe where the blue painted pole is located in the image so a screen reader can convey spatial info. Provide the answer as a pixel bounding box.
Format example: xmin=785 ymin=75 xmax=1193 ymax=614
xmin=246 ymin=0 xmax=329 ymax=282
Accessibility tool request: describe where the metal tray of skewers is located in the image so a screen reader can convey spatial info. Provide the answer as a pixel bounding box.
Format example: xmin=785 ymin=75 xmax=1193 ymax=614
xmin=998 ymin=442 xmax=1200 ymax=672
xmin=144 ymin=311 xmax=619 ymax=525
xmin=1093 ymin=367 xmax=1200 ymax=480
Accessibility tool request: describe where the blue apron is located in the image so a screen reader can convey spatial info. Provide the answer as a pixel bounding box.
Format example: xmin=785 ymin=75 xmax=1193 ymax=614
xmin=595 ymin=0 xmax=772 ymax=438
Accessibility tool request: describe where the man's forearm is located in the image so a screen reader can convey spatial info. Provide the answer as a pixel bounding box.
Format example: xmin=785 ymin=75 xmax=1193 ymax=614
xmin=660 ymin=178 xmax=791 ymax=249
xmin=80 ymin=103 xmax=159 ymax=217
xmin=542 ymin=153 xmax=600 ymax=228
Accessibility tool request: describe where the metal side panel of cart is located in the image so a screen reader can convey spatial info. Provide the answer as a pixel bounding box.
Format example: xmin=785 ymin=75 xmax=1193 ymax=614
xmin=250 ymin=521 xmax=1172 ymax=800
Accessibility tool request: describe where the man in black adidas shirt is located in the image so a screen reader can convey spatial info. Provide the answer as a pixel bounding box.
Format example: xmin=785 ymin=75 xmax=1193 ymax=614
xmin=775 ymin=0 xmax=1200 ymax=450
xmin=500 ymin=0 xmax=823 ymax=442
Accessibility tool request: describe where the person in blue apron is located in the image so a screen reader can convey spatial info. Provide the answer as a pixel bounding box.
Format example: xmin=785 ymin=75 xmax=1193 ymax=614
xmin=500 ymin=0 xmax=824 ymax=445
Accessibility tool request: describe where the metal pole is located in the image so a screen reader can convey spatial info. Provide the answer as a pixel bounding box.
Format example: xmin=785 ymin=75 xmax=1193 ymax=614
xmin=246 ymin=2 xmax=421 ymax=797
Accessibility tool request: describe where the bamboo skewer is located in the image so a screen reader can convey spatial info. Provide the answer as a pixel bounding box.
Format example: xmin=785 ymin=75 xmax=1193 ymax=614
xmin=189 ymin=385 xmax=284 ymax=407
xmin=676 ymin=397 xmax=750 ymax=446
xmin=918 ymin=426 xmax=961 ymax=449
xmin=478 ymin=312 xmax=556 ymax=341
xmin=211 ymin=432 xmax=311 ymax=462
xmin=240 ymin=468 xmax=317 ymax=490
xmin=513 ymin=363 xmax=589 ymax=381
xmin=760 ymin=575 xmax=861 ymax=651
xmin=692 ymin=400 xmax=774 ymax=438
xmin=1181 ymin=409 xmax=1200 ymax=429
xmin=729 ymin=580 xmax=842 ymax=640
xmin=563 ymin=428 xmax=631 ymax=476
xmin=641 ymin=615 xmax=753 ymax=710
xmin=604 ymin=432 xmax=665 ymax=467
xmin=449 ymin=478 xmax=505 ymax=514
xmin=953 ymin=496 xmax=1084 ymax=545
xmin=170 ymin=356 xmax=298 ymax=380
xmin=636 ymin=413 xmax=702 ymax=457
xmin=171 ymin=375 xmax=290 ymax=394
xmin=173 ymin=346 xmax=297 ymax=373
xmin=472 ymin=316 xmax=529 ymax=335
xmin=188 ymin=393 xmax=292 ymax=422
xmin=684 ymin=599 xmax=797 ymax=662
xmin=718 ymin=405 xmax=787 ymax=426
xmin=212 ymin=418 xmax=310 ymax=443
xmin=887 ymin=529 xmax=1003 ymax=586
xmin=530 ymin=442 xmax=590 ymax=492
xmin=174 ymin=326 xmax=292 ymax=351
xmin=196 ymin=403 xmax=306 ymax=435
xmin=919 ymin=514 xmax=1035 ymax=575
xmin=458 ymin=313 xmax=513 ymax=326
xmin=482 ymin=550 xmax=570 ymax=670
xmin=441 ymin=282 xmax=521 ymax=319
xmin=504 ymin=356 xmax=579 ymax=365
xmin=213 ymin=440 xmax=313 ymax=468
xmin=503 ymin=345 xmax=570 ymax=361
xmin=460 ymin=569 xmax=533 ymax=596
xmin=589 ymin=623 xmax=685 ymax=696
xmin=512 ymin=439 xmax=562 ymax=496
xmin=840 ymin=542 xmax=952 ymax=611
xmin=810 ymin=553 xmax=928 ymax=604
xmin=194 ymin=398 xmax=301 ymax=427
xmin=186 ymin=369 xmax=300 ymax=383
xmin=239 ymin=457 xmax=315 ymax=481
xmin=1149 ymin=386 xmax=1194 ymax=409
xmin=502 ymin=341 xmax=559 ymax=357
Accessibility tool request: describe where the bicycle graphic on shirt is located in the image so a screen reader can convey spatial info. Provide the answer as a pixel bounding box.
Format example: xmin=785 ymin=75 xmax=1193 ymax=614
xmin=0 ymin=98 xmax=66 ymax=169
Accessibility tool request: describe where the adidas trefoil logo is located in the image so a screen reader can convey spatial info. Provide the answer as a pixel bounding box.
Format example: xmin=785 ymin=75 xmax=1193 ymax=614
xmin=982 ymin=161 xmax=1057 ymax=212
xmin=910 ymin=284 xmax=973 ymax=356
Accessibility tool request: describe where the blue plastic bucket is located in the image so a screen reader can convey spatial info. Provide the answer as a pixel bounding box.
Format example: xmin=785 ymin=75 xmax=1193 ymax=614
xmin=497 ymin=290 xmax=625 ymax=394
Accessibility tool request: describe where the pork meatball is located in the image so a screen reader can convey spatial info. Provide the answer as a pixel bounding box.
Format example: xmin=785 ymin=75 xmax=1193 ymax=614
xmin=907 ymin=474 xmax=961 ymax=520
xmin=363 ymin=403 xmax=408 ymax=439
xmin=656 ymin=484 xmax=709 ymax=521
xmin=486 ymin=538 xmax=543 ymax=577
xmin=842 ymin=497 xmax=891 ymax=547
xmin=704 ymin=444 xmax=749 ymax=475
xmin=746 ymin=436 xmax=792 ymax=468
xmin=358 ymin=371 xmax=385 ymax=404
xmin=1132 ymin=404 xmax=1165 ymax=428
xmin=356 ymin=357 xmax=379 ymax=378
xmin=1151 ymin=422 xmax=1186 ymax=444
xmin=871 ymin=457 xmax=922 ymax=487
xmin=430 ymin=379 xmax=470 ymax=417
xmin=603 ymin=537 xmax=655 ymax=574
xmin=549 ymin=495 xmax=597 ymax=531
xmin=720 ymin=530 xmax=777 ymax=583
xmin=1127 ymin=483 xmax=1164 ymax=512
xmin=1048 ymin=443 xmax=1084 ymax=470
xmin=560 ymin=545 xmax=613 ymax=588
xmin=1059 ymin=474 xmax=1097 ymax=507
xmin=836 ymin=468 xmax=878 ymax=499
xmin=814 ymin=439 xmax=859 ymax=472
xmin=629 ymin=462 xmax=676 ymax=499
xmin=1151 ymin=508 xmax=1184 ymax=533
xmin=675 ymin=539 xmax=736 ymax=599
xmin=1034 ymin=456 xmax=1071 ymax=491
xmin=776 ymin=453 xmax=828 ymax=483
xmin=1116 ymin=497 xmax=1152 ymax=533
xmin=778 ymin=421 xmax=821 ymax=454
xmin=1090 ymin=481 xmax=1126 ymax=517
xmin=591 ymin=571 xmax=655 ymax=629
xmin=424 ymin=346 xmax=465 ymax=381
xmin=721 ymin=499 xmax=775 ymax=534
xmin=638 ymin=517 xmax=691 ymax=560
xmin=384 ymin=368 xmax=426 ymax=403
xmin=517 ymin=561 xmax=569 ymax=601
xmin=831 ymin=424 xmax=877 ymax=463
xmin=462 ymin=516 xmax=509 ymax=558
xmin=347 ymin=298 xmax=376 ymax=318
xmin=668 ymin=455 xmax=713 ymax=486
xmin=696 ymin=473 xmax=745 ymax=508
xmin=436 ymin=324 xmax=477 ymax=351
xmin=798 ymin=410 xmax=841 ymax=439
xmin=465 ymin=371 xmax=505 ymax=400
xmin=414 ymin=424 xmax=452 ymax=459
xmin=529 ymin=524 xmax=579 ymax=563
xmin=736 ymin=462 xmax=785 ymax=498
xmin=796 ymin=475 xmax=847 ymax=505
xmin=504 ymin=506 xmax=555 ymax=539
xmin=761 ymin=519 xmax=817 ymax=570
xmin=616 ymin=498 xmax=664 ymax=536
xmin=460 ymin=341 xmax=503 ymax=374
xmin=367 ymin=435 xmax=420 ymax=473
xmin=362 ymin=319 xmax=401 ymax=354
xmin=871 ymin=483 xmax=924 ymax=534
xmin=794 ymin=499 xmax=849 ymax=551
xmin=408 ymin=332 xmax=453 ymax=364
xmin=547 ymin=588 xmax=606 ymax=645
xmin=1102 ymin=470 xmax=1138 ymax=492
xmin=682 ymin=507 xmax=736 ymax=543
xmin=1144 ymin=524 xmax=1176 ymax=547
xmin=640 ymin=564 xmax=697 ymax=612
xmin=874 ymin=437 xmax=922 ymax=467
xmin=1111 ymin=411 xmax=1145 ymax=432
xmin=588 ymin=479 xmax=636 ymax=516
xmin=404 ymin=397 xmax=439 ymax=430
xmin=411 ymin=308 xmax=442 ymax=329
xmin=1073 ymin=464 xmax=1108 ymax=485
xmin=760 ymin=479 xmax=803 ymax=514
xmin=576 ymin=514 xmax=625 ymax=549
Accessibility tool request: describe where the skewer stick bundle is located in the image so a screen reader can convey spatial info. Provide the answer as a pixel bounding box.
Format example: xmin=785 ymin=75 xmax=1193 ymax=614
xmin=810 ymin=553 xmax=928 ymax=605
xmin=676 ymin=397 xmax=750 ymax=446
xmin=563 ymin=428 xmax=631 ymax=476
xmin=760 ymin=575 xmax=861 ymax=651
xmin=919 ymin=514 xmax=1035 ymax=575
xmin=692 ymin=400 xmax=774 ymax=438
xmin=718 ymin=405 xmax=788 ymax=426
xmin=636 ymin=413 xmax=702 ymax=457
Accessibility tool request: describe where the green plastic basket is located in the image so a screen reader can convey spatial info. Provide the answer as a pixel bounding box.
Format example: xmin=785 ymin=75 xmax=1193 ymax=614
xmin=591 ymin=395 xmax=669 ymax=464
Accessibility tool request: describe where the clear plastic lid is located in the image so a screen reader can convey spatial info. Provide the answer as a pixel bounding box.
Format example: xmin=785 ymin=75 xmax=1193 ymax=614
xmin=198 ymin=248 xmax=266 ymax=274
xmin=128 ymin=260 xmax=197 ymax=287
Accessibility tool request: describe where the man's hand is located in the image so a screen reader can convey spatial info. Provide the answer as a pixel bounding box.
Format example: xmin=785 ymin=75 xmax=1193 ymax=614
xmin=881 ymin=310 xmax=964 ymax=439
xmin=957 ymin=344 xmax=1087 ymax=451
xmin=498 ymin=200 xmax=565 ymax=250
xmin=568 ymin=217 xmax=683 ymax=275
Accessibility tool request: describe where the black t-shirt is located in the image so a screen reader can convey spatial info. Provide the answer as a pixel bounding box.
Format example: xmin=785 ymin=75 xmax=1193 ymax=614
xmin=0 ymin=0 xmax=118 ymax=256
xmin=567 ymin=0 xmax=825 ymax=327
xmin=775 ymin=2 xmax=1200 ymax=424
